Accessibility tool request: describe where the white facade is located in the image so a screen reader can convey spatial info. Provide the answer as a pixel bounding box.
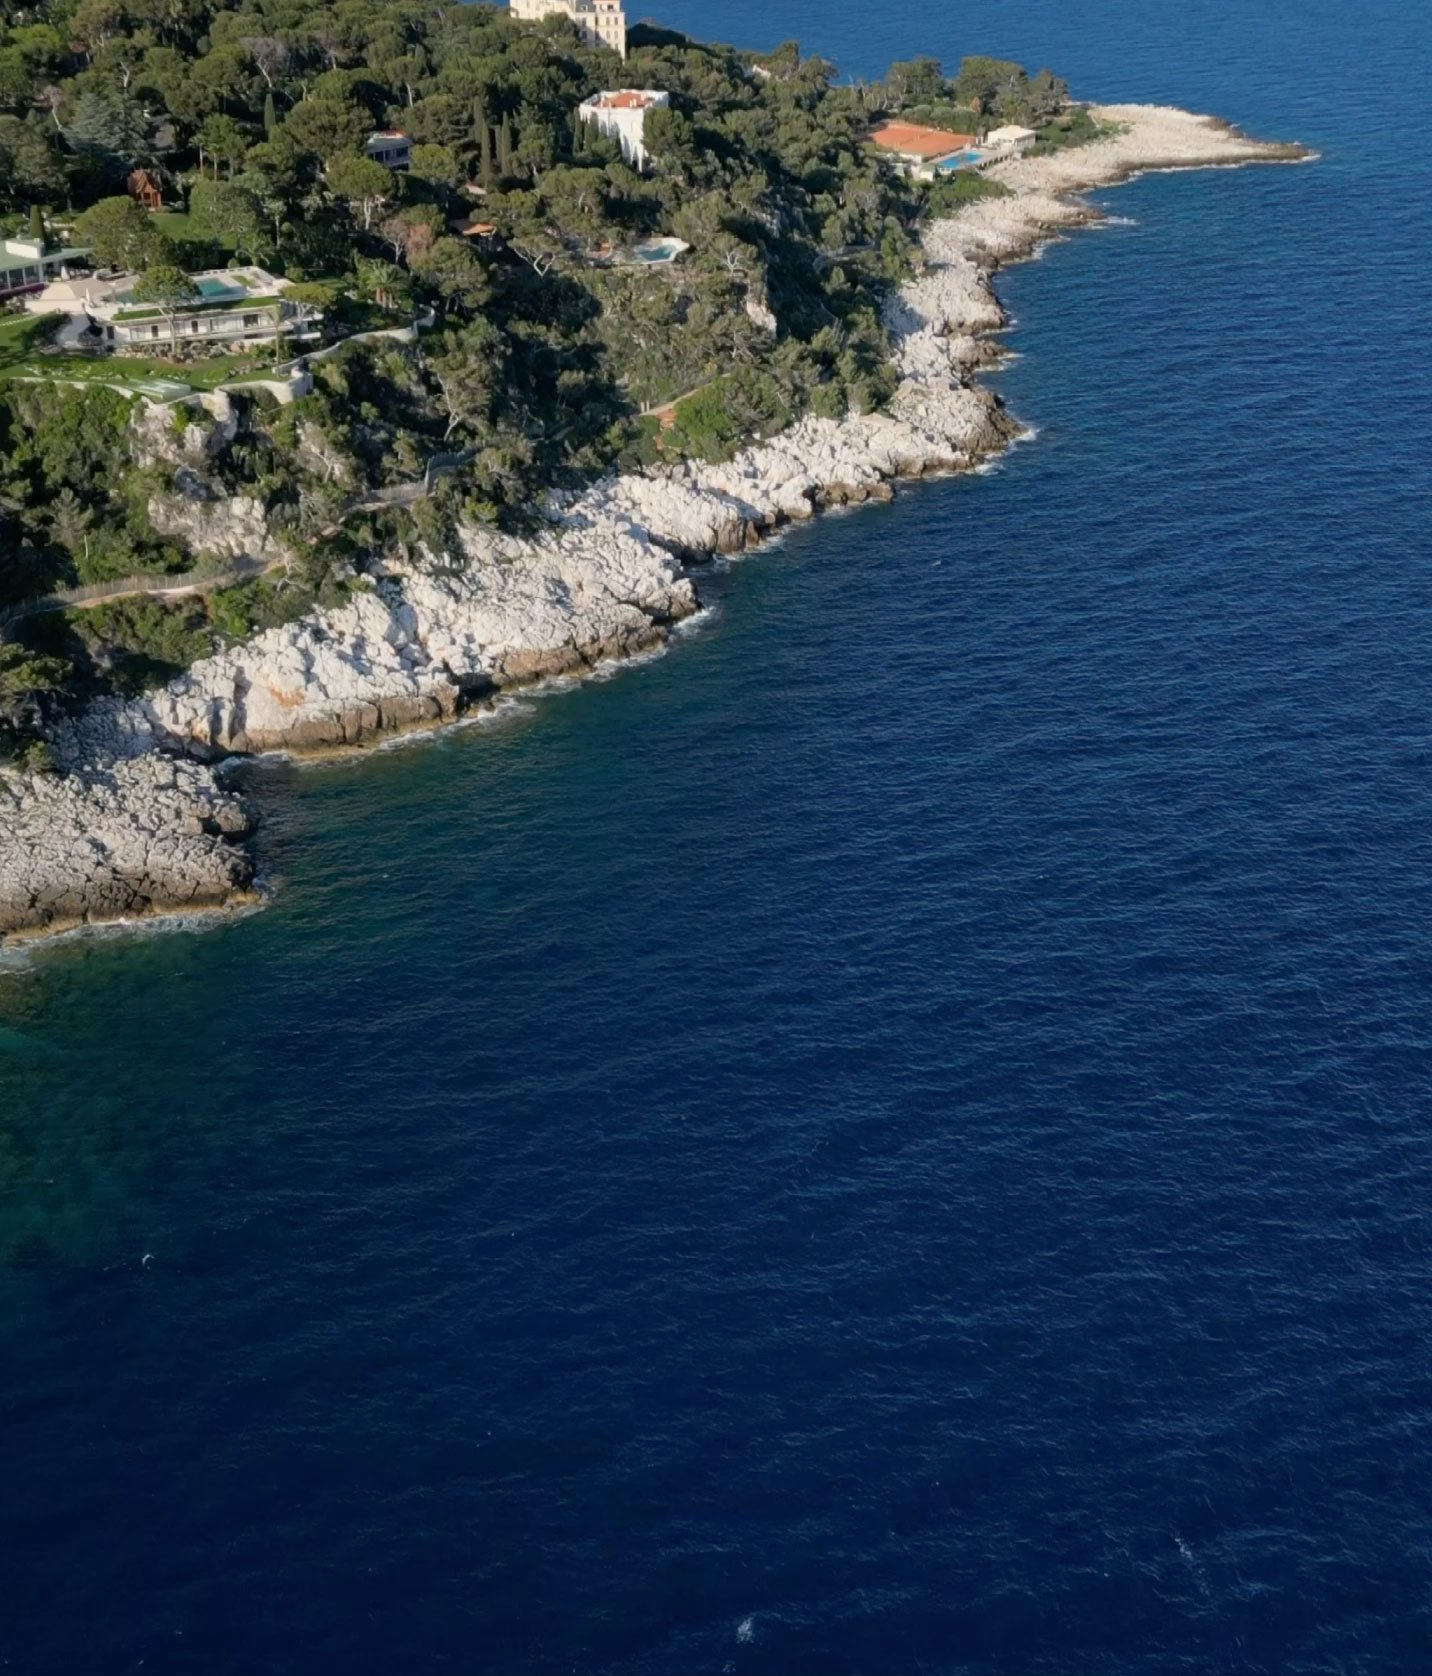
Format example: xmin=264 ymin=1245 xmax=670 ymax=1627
xmin=982 ymin=125 xmax=1038 ymax=154
xmin=28 ymin=267 xmax=321 ymax=352
xmin=511 ymin=0 xmax=627 ymax=60
xmin=0 ymin=235 xmax=89 ymax=297
xmin=577 ymin=89 xmax=669 ymax=171
xmin=364 ymin=131 xmax=412 ymax=170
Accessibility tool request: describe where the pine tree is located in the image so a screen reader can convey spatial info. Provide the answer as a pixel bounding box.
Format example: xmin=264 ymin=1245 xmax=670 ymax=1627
xmin=263 ymin=90 xmax=277 ymax=135
xmin=66 ymin=88 xmax=149 ymax=176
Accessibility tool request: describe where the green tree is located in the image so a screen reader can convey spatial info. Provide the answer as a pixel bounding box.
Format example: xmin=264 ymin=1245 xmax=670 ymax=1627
xmin=354 ymin=254 xmax=413 ymax=312
xmin=130 ymin=262 xmax=200 ymax=347
xmin=952 ymin=56 xmax=1028 ymax=120
xmin=263 ymin=90 xmax=277 ymax=135
xmin=65 ymin=87 xmax=149 ymax=177
xmin=475 ymin=98 xmax=494 ymax=187
xmin=190 ymin=178 xmax=267 ymax=260
xmin=283 ymin=94 xmax=370 ymax=163
xmin=26 ymin=202 xmax=45 ymax=244
xmin=325 ymin=151 xmax=396 ymax=230
xmin=195 ymin=113 xmax=248 ymax=179
xmin=412 ymin=235 xmax=488 ymax=314
xmin=74 ymin=194 xmax=157 ymax=269
xmin=409 ymin=142 xmax=460 ymax=191
xmin=885 ymin=56 xmax=946 ymax=108
xmin=0 ymin=116 xmax=66 ymax=209
xmin=642 ymin=106 xmax=699 ymax=177
xmin=426 ymin=318 xmax=504 ymax=440
xmin=0 ymin=644 xmax=69 ymax=751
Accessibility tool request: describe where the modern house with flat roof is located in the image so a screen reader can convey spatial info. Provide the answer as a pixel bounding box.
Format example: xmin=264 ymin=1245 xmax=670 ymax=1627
xmin=511 ymin=0 xmax=627 ymax=60
xmin=27 ymin=266 xmax=322 ymax=352
xmin=364 ymin=131 xmax=412 ymax=170
xmin=983 ymin=124 xmax=1038 ymax=155
xmin=0 ymin=234 xmax=90 ymax=299
xmin=577 ymin=89 xmax=669 ymax=171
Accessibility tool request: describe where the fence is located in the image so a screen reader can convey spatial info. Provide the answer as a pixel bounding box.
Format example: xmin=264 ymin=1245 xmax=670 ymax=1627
xmin=0 ymin=445 xmax=477 ymax=639
xmin=0 ymin=556 xmax=267 ymax=636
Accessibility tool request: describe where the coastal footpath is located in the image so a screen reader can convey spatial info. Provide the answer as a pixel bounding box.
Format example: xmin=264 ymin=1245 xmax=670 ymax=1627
xmin=0 ymin=106 xmax=1307 ymax=945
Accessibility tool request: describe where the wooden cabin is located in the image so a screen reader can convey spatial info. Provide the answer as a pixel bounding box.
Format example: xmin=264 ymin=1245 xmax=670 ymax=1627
xmin=127 ymin=168 xmax=163 ymax=211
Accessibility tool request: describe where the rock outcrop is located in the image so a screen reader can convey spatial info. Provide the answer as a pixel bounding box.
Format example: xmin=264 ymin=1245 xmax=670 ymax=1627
xmin=2 ymin=105 xmax=1308 ymax=943
xmin=0 ymin=756 xmax=255 ymax=940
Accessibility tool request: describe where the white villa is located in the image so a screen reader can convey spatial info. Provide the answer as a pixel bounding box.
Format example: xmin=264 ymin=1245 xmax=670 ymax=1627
xmin=0 ymin=234 xmax=90 ymax=299
xmin=364 ymin=130 xmax=412 ymax=170
xmin=27 ymin=266 xmax=322 ymax=353
xmin=511 ymin=0 xmax=627 ymax=59
xmin=983 ymin=125 xmax=1038 ymax=155
xmin=577 ymin=89 xmax=669 ymax=171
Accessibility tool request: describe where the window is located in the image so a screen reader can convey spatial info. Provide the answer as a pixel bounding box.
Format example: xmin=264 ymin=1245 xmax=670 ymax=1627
xmin=244 ymin=314 xmax=260 ymax=328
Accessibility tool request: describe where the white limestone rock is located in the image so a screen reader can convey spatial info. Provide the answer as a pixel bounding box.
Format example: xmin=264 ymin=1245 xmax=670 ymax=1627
xmin=8 ymin=103 xmax=1305 ymax=943
xmin=0 ymin=756 xmax=254 ymax=939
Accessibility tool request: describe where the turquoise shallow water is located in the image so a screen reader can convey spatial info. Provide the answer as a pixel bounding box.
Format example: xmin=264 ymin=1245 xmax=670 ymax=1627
xmin=5 ymin=2 xmax=1432 ymax=1671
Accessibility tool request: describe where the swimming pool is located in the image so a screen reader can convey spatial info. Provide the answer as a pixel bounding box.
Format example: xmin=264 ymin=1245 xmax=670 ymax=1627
xmin=114 ymin=274 xmax=247 ymax=304
xmin=628 ymin=237 xmax=690 ymax=264
xmin=937 ymin=149 xmax=987 ymax=170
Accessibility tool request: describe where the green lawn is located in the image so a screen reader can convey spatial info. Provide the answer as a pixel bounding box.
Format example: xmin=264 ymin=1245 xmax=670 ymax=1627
xmin=0 ymin=313 xmax=57 ymax=374
xmin=150 ymin=208 xmax=238 ymax=254
xmin=0 ymin=339 xmax=279 ymax=399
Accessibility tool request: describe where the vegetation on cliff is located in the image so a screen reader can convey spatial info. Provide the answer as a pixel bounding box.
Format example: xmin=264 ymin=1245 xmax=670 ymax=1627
xmin=0 ymin=0 xmax=1092 ymax=754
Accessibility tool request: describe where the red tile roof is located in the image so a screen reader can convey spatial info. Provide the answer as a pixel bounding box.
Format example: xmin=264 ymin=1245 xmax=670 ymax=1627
xmin=592 ymin=90 xmax=661 ymax=109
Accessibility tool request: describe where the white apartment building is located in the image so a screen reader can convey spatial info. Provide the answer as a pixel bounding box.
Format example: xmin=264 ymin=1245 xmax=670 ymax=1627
xmin=577 ymin=89 xmax=669 ymax=171
xmin=510 ymin=0 xmax=627 ymax=60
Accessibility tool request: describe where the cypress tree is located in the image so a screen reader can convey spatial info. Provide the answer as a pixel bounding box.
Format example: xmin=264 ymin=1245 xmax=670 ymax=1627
xmin=263 ymin=90 xmax=277 ymax=134
xmin=27 ymin=203 xmax=46 ymax=246
xmin=473 ymin=92 xmax=494 ymax=185
xmin=497 ymin=113 xmax=512 ymax=176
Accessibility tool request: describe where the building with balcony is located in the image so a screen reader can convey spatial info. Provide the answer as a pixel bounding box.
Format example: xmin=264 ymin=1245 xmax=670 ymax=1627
xmin=511 ymin=0 xmax=626 ymax=60
xmin=364 ymin=131 xmax=412 ymax=171
xmin=26 ymin=266 xmax=322 ymax=353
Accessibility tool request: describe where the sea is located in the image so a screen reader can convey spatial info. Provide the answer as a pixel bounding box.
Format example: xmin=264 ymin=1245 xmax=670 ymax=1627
xmin=4 ymin=0 xmax=1431 ymax=1670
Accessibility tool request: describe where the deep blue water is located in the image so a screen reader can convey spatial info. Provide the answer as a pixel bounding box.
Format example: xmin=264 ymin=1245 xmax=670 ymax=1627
xmin=5 ymin=2 xmax=1432 ymax=1671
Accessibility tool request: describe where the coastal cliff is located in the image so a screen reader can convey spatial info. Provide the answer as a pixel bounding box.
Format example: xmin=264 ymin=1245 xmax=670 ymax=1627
xmin=0 ymin=106 xmax=1307 ymax=945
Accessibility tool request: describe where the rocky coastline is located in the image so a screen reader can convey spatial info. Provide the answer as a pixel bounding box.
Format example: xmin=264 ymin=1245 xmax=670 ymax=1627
xmin=0 ymin=105 xmax=1308 ymax=946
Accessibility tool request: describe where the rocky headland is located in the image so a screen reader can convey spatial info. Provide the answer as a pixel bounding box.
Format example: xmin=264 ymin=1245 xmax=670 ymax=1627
xmin=0 ymin=105 xmax=1308 ymax=945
